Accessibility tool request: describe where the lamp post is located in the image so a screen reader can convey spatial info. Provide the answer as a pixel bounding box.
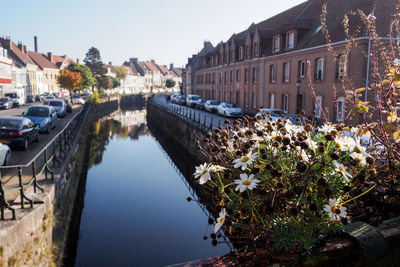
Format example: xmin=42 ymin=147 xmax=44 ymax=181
xmin=296 ymin=79 xmax=302 ymax=114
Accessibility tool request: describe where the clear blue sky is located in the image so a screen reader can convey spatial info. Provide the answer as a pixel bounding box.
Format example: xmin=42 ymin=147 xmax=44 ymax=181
xmin=1 ymin=0 xmax=305 ymax=68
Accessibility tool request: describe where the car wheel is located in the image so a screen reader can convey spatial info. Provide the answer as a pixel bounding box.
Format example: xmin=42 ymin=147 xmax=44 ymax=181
xmin=3 ymin=151 xmax=10 ymax=166
xmin=22 ymin=138 xmax=29 ymax=151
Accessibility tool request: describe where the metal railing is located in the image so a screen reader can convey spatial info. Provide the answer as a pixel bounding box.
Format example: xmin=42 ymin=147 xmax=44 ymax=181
xmin=0 ymin=102 xmax=90 ymax=220
xmin=148 ymin=98 xmax=222 ymax=132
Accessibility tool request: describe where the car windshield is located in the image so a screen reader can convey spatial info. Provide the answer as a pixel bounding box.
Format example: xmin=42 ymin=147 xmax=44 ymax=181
xmin=49 ymin=101 xmax=62 ymax=107
xmin=225 ymin=103 xmax=238 ymax=108
xmin=0 ymin=98 xmax=8 ymax=103
xmin=191 ymin=96 xmax=200 ymax=100
xmin=200 ymin=99 xmax=206 ymax=103
xmin=25 ymin=107 xmax=50 ymax=117
xmin=0 ymin=119 xmax=21 ymax=129
xmin=209 ymin=100 xmax=219 ymax=105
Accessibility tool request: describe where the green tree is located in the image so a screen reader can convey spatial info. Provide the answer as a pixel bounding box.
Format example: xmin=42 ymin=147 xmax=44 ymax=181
xmin=97 ymin=75 xmax=111 ymax=89
xmin=115 ymin=66 xmax=127 ymax=81
xmin=166 ymin=79 xmax=176 ymax=89
xmin=84 ymin=47 xmax=107 ymax=91
xmin=110 ymin=76 xmax=120 ymax=89
xmin=67 ymin=62 xmax=96 ymax=90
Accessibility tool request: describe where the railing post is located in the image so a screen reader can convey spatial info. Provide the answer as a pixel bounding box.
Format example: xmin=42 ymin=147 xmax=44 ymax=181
xmin=44 ymin=149 xmax=48 ymax=180
xmin=32 ymin=161 xmax=44 ymax=194
xmin=18 ymin=167 xmax=33 ymax=209
xmin=0 ymin=171 xmax=15 ymax=220
xmin=210 ymin=116 xmax=213 ymax=130
xmin=52 ymin=140 xmax=60 ymax=167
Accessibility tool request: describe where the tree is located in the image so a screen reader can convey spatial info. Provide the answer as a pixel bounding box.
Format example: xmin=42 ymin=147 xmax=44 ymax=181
xmin=57 ymin=70 xmax=83 ymax=102
xmin=97 ymin=75 xmax=111 ymax=90
xmin=110 ymin=76 xmax=120 ymax=89
xmin=67 ymin=62 xmax=96 ymax=90
xmin=115 ymin=66 xmax=127 ymax=81
xmin=84 ymin=47 xmax=106 ymax=91
xmin=166 ymin=79 xmax=176 ymax=89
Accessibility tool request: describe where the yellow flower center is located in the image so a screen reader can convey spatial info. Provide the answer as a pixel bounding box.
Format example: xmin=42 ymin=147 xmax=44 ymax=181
xmin=339 ymin=166 xmax=346 ymax=173
xmin=331 ymin=206 xmax=338 ymax=213
xmin=241 ymin=156 xmax=250 ymax=163
xmin=354 ymin=146 xmax=361 ymax=153
xmin=242 ymin=180 xmax=251 ymax=186
xmin=215 ymin=166 xmax=221 ymax=170
xmin=201 ymin=170 xmax=208 ymax=175
xmin=336 ymin=142 xmax=342 ymax=148
xmin=354 ymin=156 xmax=361 ymax=162
xmin=219 ymin=218 xmax=224 ymax=224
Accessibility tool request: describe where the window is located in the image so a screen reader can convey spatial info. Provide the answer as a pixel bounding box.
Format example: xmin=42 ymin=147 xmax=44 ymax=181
xmin=315 ymin=96 xmax=322 ymax=118
xmin=282 ymin=94 xmax=289 ymax=113
xmin=212 ymin=73 xmax=215 ymax=84
xmin=287 ymin=32 xmax=295 ymax=49
xmin=224 ymin=72 xmax=227 ymax=84
xmin=236 ymin=70 xmax=240 ymax=82
xmin=252 ymin=92 xmax=257 ymax=109
xmin=225 ymin=52 xmax=228 ymax=64
xmin=219 ymin=73 xmax=222 ymax=84
xmin=270 ymin=64 xmax=276 ymax=83
xmin=269 ymin=93 xmax=275 ymax=109
xmin=244 ymin=92 xmax=249 ymax=108
xmin=236 ymin=91 xmax=240 ymax=105
xmin=245 ymin=69 xmax=249 ymax=83
xmin=336 ymin=97 xmax=345 ymax=122
xmin=246 ymin=45 xmax=250 ymax=59
xmin=254 ymin=43 xmax=259 ymax=57
xmin=231 ymin=50 xmax=235 ymax=62
xmin=230 ymin=71 xmax=233 ymax=83
xmin=252 ymin=67 xmax=258 ymax=83
xmin=273 ymin=36 xmax=280 ymax=52
xmin=230 ymin=92 xmax=233 ymax=102
xmin=315 ymin=57 xmax=324 ymax=81
xmin=298 ymin=60 xmax=305 ymax=78
xmin=336 ymin=55 xmax=347 ymax=80
xmin=224 ymin=91 xmax=227 ymax=102
xmin=215 ymin=55 xmax=218 ymax=65
xmin=239 ymin=47 xmax=244 ymax=60
xmin=283 ymin=62 xmax=290 ymax=83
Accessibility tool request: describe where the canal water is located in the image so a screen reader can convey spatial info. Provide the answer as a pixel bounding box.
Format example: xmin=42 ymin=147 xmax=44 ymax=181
xmin=73 ymin=108 xmax=228 ymax=266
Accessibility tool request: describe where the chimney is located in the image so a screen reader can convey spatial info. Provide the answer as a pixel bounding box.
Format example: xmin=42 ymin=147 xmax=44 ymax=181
xmin=151 ymin=59 xmax=155 ymax=63
xmin=130 ymin=58 xmax=138 ymax=63
xmin=17 ymin=42 xmax=23 ymax=51
xmin=34 ymin=36 xmax=38 ymax=52
xmin=170 ymin=63 xmax=174 ymax=70
xmin=23 ymin=45 xmax=27 ymax=54
xmin=109 ymin=61 xmax=112 ymax=65
xmin=47 ymin=52 xmax=53 ymax=62
xmin=76 ymin=58 xmax=80 ymax=64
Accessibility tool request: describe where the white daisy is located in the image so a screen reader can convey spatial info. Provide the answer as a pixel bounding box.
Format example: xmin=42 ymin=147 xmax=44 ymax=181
xmin=193 ymin=163 xmax=212 ymax=184
xmin=334 ymin=161 xmax=352 ymax=183
xmin=323 ymin=198 xmax=347 ymax=221
xmin=210 ymin=164 xmax=226 ymax=172
xmin=319 ymin=124 xmax=336 ymax=134
xmin=234 ymin=173 xmax=260 ymax=192
xmin=214 ymin=208 xmax=227 ymax=233
xmin=335 ymin=136 xmax=356 ymax=152
xmin=233 ymin=151 xmax=258 ymax=170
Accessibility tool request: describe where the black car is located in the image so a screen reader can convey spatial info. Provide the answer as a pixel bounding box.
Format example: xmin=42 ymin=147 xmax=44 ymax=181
xmin=0 ymin=117 xmax=39 ymax=150
xmin=178 ymin=95 xmax=187 ymax=105
xmin=35 ymin=95 xmax=42 ymax=102
xmin=195 ymin=98 xmax=207 ymax=110
xmin=63 ymin=99 xmax=72 ymax=113
xmin=0 ymin=97 xmax=12 ymax=110
xmin=26 ymin=95 xmax=34 ymax=103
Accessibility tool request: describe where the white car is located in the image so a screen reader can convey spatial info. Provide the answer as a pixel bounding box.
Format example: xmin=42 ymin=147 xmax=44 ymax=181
xmin=0 ymin=143 xmax=11 ymax=166
xmin=256 ymin=108 xmax=285 ymax=121
xmin=170 ymin=93 xmax=181 ymax=104
xmin=72 ymin=97 xmax=85 ymax=105
xmin=11 ymin=96 xmax=25 ymax=107
xmin=186 ymin=94 xmax=201 ymax=107
xmin=217 ymin=102 xmax=243 ymax=117
xmin=205 ymin=100 xmax=220 ymax=113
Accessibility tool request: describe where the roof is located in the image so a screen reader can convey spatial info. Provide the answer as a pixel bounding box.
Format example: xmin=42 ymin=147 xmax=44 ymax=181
xmin=144 ymin=61 xmax=160 ymax=73
xmin=104 ymin=64 xmax=117 ymax=73
xmin=27 ymin=51 xmax=57 ymax=70
xmin=51 ymin=55 xmax=74 ymax=69
xmin=157 ymin=64 xmax=169 ymax=75
xmin=125 ymin=66 xmax=137 ymax=76
xmin=4 ymin=41 xmax=36 ymax=66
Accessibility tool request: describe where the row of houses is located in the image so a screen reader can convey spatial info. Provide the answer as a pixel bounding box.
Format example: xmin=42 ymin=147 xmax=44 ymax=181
xmin=0 ymin=36 xmax=74 ymax=99
xmin=182 ymin=0 xmax=396 ymax=123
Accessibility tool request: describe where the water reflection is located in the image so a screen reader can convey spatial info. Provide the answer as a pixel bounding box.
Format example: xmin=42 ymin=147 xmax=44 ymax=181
xmin=74 ymin=106 xmax=229 ymax=266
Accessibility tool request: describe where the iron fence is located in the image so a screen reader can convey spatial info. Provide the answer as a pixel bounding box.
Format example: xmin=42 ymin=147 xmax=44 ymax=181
xmin=0 ymin=102 xmax=90 ymax=220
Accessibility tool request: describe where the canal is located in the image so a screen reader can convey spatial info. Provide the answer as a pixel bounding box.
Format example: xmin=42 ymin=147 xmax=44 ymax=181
xmin=72 ymin=107 xmax=229 ymax=266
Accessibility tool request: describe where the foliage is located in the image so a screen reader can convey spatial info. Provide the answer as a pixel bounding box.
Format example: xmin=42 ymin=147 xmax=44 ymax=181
xmin=57 ymin=69 xmax=83 ymax=102
xmin=67 ymin=62 xmax=96 ymax=90
xmin=115 ymin=66 xmax=128 ymax=81
xmin=97 ymin=75 xmax=111 ymax=90
xmin=165 ymin=79 xmax=176 ymax=88
xmin=83 ymin=47 xmax=107 ymax=90
xmin=110 ymin=76 xmax=121 ymax=89
xmin=90 ymin=91 xmax=100 ymax=105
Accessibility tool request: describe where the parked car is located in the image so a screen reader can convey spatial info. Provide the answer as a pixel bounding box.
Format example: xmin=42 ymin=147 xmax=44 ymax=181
xmin=205 ymin=100 xmax=220 ymax=113
xmin=217 ymin=102 xmax=243 ymax=117
xmin=26 ymin=95 xmax=34 ymax=103
xmin=63 ymin=99 xmax=72 ymax=113
xmin=0 ymin=117 xmax=39 ymax=150
xmin=43 ymin=95 xmax=55 ymax=105
xmin=0 ymin=97 xmax=12 ymax=110
xmin=72 ymin=96 xmax=85 ymax=105
xmin=48 ymin=99 xmax=67 ymax=118
xmin=0 ymin=143 xmax=11 ymax=165
xmin=256 ymin=108 xmax=285 ymax=121
xmin=195 ymin=98 xmax=207 ymax=110
xmin=283 ymin=113 xmax=307 ymax=126
xmin=35 ymin=95 xmax=42 ymax=102
xmin=186 ymin=94 xmax=201 ymax=107
xmin=80 ymin=92 xmax=91 ymax=99
xmin=178 ymin=95 xmax=187 ymax=105
xmin=23 ymin=105 xmax=57 ymax=133
xmin=170 ymin=92 xmax=180 ymax=103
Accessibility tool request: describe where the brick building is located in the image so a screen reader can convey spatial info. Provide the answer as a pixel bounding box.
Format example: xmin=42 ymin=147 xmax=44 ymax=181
xmin=188 ymin=0 xmax=396 ymax=123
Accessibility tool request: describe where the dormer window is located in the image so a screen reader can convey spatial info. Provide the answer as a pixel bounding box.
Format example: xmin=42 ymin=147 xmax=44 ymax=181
xmin=273 ymin=35 xmax=281 ymax=53
xmin=287 ymin=32 xmax=295 ymax=49
xmin=231 ymin=50 xmax=235 ymax=62
xmin=239 ymin=47 xmax=244 ymax=60
xmin=254 ymin=43 xmax=259 ymax=57
xmin=246 ymin=45 xmax=250 ymax=59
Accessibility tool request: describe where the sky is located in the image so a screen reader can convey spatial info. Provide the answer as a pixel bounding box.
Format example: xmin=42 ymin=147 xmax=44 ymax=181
xmin=1 ymin=0 xmax=306 ymax=68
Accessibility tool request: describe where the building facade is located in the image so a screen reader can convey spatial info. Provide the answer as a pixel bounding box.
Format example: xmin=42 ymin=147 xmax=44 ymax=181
xmin=187 ymin=0 xmax=395 ymax=124
xmin=0 ymin=44 xmax=12 ymax=96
